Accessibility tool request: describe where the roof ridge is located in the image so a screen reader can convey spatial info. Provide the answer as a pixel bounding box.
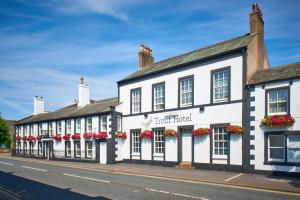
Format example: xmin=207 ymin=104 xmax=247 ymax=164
xmin=271 ymin=61 xmax=300 ymax=69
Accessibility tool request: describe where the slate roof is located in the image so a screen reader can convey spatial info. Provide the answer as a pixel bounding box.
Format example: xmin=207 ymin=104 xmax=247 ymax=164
xmin=248 ymin=62 xmax=300 ymax=85
xmin=15 ymin=97 xmax=119 ymax=125
xmin=119 ymin=33 xmax=255 ymax=83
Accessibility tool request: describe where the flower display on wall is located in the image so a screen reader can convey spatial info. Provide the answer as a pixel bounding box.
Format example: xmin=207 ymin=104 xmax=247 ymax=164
xmin=115 ymin=131 xmax=127 ymax=139
xmin=93 ymin=132 xmax=108 ymax=140
xmin=22 ymin=136 xmax=28 ymax=141
xmin=72 ymin=133 xmax=81 ymax=140
xmin=226 ymin=125 xmax=244 ymax=134
xmin=36 ymin=136 xmax=42 ymax=141
xmin=192 ymin=128 xmax=211 ymax=136
xmin=63 ymin=134 xmax=71 ymax=141
xmin=261 ymin=115 xmax=295 ymax=128
xmin=16 ymin=136 xmax=21 ymax=141
xmin=28 ymin=136 xmax=36 ymax=142
xmin=52 ymin=134 xmax=62 ymax=141
xmin=164 ymin=129 xmax=177 ymax=137
xmin=83 ymin=133 xmax=94 ymax=139
xmin=140 ymin=130 xmax=154 ymax=139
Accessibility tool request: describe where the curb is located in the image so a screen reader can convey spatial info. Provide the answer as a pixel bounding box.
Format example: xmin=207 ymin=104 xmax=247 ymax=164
xmin=3 ymin=156 xmax=300 ymax=196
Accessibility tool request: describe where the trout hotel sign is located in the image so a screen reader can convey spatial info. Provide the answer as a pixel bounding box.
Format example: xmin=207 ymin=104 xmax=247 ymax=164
xmin=154 ymin=113 xmax=192 ymax=125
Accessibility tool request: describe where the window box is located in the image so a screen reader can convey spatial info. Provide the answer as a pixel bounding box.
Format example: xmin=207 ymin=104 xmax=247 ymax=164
xmin=83 ymin=133 xmax=94 ymax=139
xmin=226 ymin=125 xmax=244 ymax=134
xmin=164 ymin=129 xmax=177 ymax=137
xmin=93 ymin=132 xmax=107 ymax=140
xmin=28 ymin=136 xmax=36 ymax=142
xmin=115 ymin=131 xmax=127 ymax=139
xmin=52 ymin=134 xmax=62 ymax=141
xmin=63 ymin=134 xmax=71 ymax=141
xmin=36 ymin=136 xmax=42 ymax=141
xmin=72 ymin=133 xmax=81 ymax=140
xmin=192 ymin=128 xmax=211 ymax=136
xmin=22 ymin=136 xmax=28 ymax=141
xmin=261 ymin=115 xmax=295 ymax=128
xmin=140 ymin=130 xmax=154 ymax=139
xmin=16 ymin=136 xmax=21 ymax=141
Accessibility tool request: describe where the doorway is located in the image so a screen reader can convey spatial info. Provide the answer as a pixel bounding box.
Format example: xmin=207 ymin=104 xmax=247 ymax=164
xmin=179 ymin=126 xmax=193 ymax=164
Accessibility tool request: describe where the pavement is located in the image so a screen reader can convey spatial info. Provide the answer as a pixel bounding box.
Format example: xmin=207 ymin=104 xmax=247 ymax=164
xmin=0 ymin=153 xmax=299 ymax=200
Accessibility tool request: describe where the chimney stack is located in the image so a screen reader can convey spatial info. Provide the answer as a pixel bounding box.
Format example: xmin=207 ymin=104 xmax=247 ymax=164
xmin=138 ymin=44 xmax=154 ymax=68
xmin=33 ymin=96 xmax=45 ymax=115
xmin=78 ymin=77 xmax=90 ymax=108
xmin=250 ymin=3 xmax=266 ymax=71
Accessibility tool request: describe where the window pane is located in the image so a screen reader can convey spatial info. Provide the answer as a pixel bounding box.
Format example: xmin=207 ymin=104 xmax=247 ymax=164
xmin=269 ymin=135 xmax=284 ymax=147
xmin=288 ymin=135 xmax=300 ymax=148
xmin=270 ymin=148 xmax=285 ymax=160
xmin=268 ymin=89 xmax=288 ymax=114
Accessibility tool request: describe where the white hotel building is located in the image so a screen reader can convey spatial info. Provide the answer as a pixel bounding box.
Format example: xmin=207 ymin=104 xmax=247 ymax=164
xmin=14 ymin=4 xmax=300 ymax=175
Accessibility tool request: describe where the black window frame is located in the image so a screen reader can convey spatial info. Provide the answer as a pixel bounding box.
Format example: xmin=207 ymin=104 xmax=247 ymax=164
xmin=65 ymin=141 xmax=71 ymax=158
xmin=210 ymin=66 xmax=231 ymax=104
xmin=85 ymin=141 xmax=93 ymax=159
xmin=152 ymin=82 xmax=165 ymax=111
xmin=74 ymin=141 xmax=81 ymax=158
xmin=265 ymin=86 xmax=290 ymax=117
xmin=178 ymin=75 xmax=194 ymax=108
xmin=130 ymin=87 xmax=142 ymax=114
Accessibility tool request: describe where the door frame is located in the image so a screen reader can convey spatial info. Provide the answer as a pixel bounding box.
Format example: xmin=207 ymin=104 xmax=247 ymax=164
xmin=177 ymin=125 xmax=194 ymax=163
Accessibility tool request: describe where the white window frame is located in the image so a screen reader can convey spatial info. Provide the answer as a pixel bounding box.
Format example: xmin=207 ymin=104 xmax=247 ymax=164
xmin=154 ymin=130 xmax=164 ymax=156
xmin=38 ymin=142 xmax=43 ymax=155
xmin=66 ymin=141 xmax=71 ymax=157
xmin=29 ymin=142 xmax=34 ymax=154
xmin=24 ymin=142 xmax=28 ymax=155
xmin=287 ymin=135 xmax=300 ymax=163
xmin=74 ymin=141 xmax=81 ymax=158
xmin=24 ymin=126 xmax=27 ymax=136
xmin=267 ymin=89 xmax=289 ymax=116
xmin=49 ymin=122 xmax=53 ymax=136
xmin=212 ymin=127 xmax=228 ymax=159
xmin=117 ymin=115 xmax=122 ymax=131
xmin=131 ymin=131 xmax=140 ymax=155
xmin=87 ymin=117 xmax=93 ymax=133
xmin=153 ymin=83 xmax=165 ymax=111
xmin=66 ymin=120 xmax=71 ymax=134
xmin=179 ymin=77 xmax=193 ymax=107
xmin=213 ymin=69 xmax=229 ymax=103
xmin=30 ymin=125 xmax=34 ymax=136
xmin=76 ymin=119 xmax=81 ymax=133
xmin=100 ymin=116 xmax=107 ymax=131
xmin=268 ymin=135 xmax=285 ymax=162
xmin=86 ymin=141 xmax=93 ymax=158
xmin=57 ymin=121 xmax=62 ymax=134
xmin=131 ymin=88 xmax=141 ymax=114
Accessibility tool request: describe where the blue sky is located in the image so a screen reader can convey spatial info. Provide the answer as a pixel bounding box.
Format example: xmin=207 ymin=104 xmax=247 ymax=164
xmin=0 ymin=0 xmax=300 ymax=120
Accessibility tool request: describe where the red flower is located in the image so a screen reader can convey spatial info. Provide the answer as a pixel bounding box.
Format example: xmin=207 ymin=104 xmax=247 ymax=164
xmin=227 ymin=125 xmax=244 ymax=134
xmin=72 ymin=133 xmax=81 ymax=140
xmin=192 ymin=128 xmax=211 ymax=136
xmin=22 ymin=136 xmax=28 ymax=141
xmin=261 ymin=115 xmax=295 ymax=128
xmin=93 ymin=132 xmax=108 ymax=139
xmin=52 ymin=134 xmax=62 ymax=141
xmin=28 ymin=135 xmax=36 ymax=142
xmin=63 ymin=134 xmax=71 ymax=141
xmin=16 ymin=136 xmax=22 ymax=141
xmin=36 ymin=136 xmax=42 ymax=141
xmin=115 ymin=131 xmax=127 ymax=139
xmin=140 ymin=130 xmax=154 ymax=139
xmin=83 ymin=133 xmax=94 ymax=139
xmin=164 ymin=129 xmax=178 ymax=137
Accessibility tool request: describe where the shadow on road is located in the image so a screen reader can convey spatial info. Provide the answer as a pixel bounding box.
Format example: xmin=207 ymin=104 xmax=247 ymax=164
xmin=0 ymin=171 xmax=111 ymax=200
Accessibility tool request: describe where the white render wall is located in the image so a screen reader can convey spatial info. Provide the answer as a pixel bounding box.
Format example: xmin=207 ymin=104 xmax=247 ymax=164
xmin=118 ymin=55 xmax=244 ymax=166
xmin=250 ymin=79 xmax=300 ymax=172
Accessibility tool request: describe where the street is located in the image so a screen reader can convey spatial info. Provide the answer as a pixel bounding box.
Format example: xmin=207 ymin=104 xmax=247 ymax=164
xmin=0 ymin=157 xmax=299 ymax=200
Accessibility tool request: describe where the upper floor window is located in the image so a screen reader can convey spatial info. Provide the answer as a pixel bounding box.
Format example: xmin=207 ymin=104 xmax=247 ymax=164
xmin=213 ymin=69 xmax=229 ymax=102
xmin=179 ymin=76 xmax=193 ymax=107
xmin=30 ymin=125 xmax=34 ymax=135
xmin=131 ymin=88 xmax=141 ymax=114
xmin=24 ymin=126 xmax=27 ymax=136
xmin=87 ymin=117 xmax=92 ymax=133
xmin=100 ymin=116 xmax=107 ymax=131
xmin=57 ymin=121 xmax=62 ymax=134
xmin=66 ymin=120 xmax=71 ymax=134
xmin=267 ymin=88 xmax=289 ymax=115
xmin=117 ymin=115 xmax=122 ymax=131
xmin=153 ymin=83 xmax=165 ymax=111
xmin=76 ymin=119 xmax=81 ymax=133
xmin=49 ymin=123 xmax=53 ymax=135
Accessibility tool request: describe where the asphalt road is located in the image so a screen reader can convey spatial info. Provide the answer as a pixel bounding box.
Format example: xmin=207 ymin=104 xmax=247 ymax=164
xmin=0 ymin=157 xmax=299 ymax=200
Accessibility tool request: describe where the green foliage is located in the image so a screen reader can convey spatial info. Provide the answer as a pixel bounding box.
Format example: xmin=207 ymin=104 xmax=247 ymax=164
xmin=0 ymin=117 xmax=11 ymax=148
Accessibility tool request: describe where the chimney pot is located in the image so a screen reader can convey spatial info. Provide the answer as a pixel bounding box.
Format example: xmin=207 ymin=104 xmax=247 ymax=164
xmin=80 ymin=77 xmax=84 ymax=84
xmin=138 ymin=44 xmax=154 ymax=68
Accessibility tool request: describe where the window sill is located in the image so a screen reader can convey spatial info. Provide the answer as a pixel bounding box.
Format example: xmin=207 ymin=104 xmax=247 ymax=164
xmin=179 ymin=104 xmax=193 ymax=108
xmin=212 ymin=156 xmax=228 ymax=160
xmin=131 ymin=153 xmax=140 ymax=156
xmin=153 ymin=154 xmax=163 ymax=157
xmin=264 ymin=161 xmax=300 ymax=166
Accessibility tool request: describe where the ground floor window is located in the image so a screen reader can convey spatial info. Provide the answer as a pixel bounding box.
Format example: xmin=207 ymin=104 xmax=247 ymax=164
xmin=23 ymin=142 xmax=28 ymax=155
xmin=85 ymin=141 xmax=92 ymax=158
xmin=213 ymin=127 xmax=228 ymax=158
xmin=267 ymin=133 xmax=300 ymax=163
xmin=74 ymin=141 xmax=81 ymax=158
xmin=153 ymin=130 xmax=164 ymax=155
xmin=38 ymin=142 xmax=43 ymax=156
xmin=65 ymin=141 xmax=71 ymax=157
xmin=29 ymin=142 xmax=34 ymax=155
xmin=131 ymin=131 xmax=140 ymax=154
xmin=17 ymin=142 xmax=21 ymax=154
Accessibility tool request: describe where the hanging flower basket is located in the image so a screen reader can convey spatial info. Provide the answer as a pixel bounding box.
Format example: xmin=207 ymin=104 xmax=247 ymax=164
xmin=261 ymin=115 xmax=295 ymax=128
xmin=83 ymin=133 xmax=94 ymax=139
xmin=93 ymin=132 xmax=108 ymax=140
xmin=140 ymin=130 xmax=154 ymax=139
xmin=22 ymin=136 xmax=28 ymax=141
xmin=36 ymin=136 xmax=42 ymax=141
xmin=164 ymin=129 xmax=177 ymax=137
xmin=63 ymin=134 xmax=71 ymax=141
xmin=192 ymin=128 xmax=211 ymax=136
xmin=16 ymin=136 xmax=22 ymax=141
xmin=52 ymin=134 xmax=62 ymax=141
xmin=72 ymin=133 xmax=81 ymax=140
xmin=227 ymin=125 xmax=244 ymax=134
xmin=28 ymin=135 xmax=36 ymax=142
xmin=115 ymin=131 xmax=127 ymax=139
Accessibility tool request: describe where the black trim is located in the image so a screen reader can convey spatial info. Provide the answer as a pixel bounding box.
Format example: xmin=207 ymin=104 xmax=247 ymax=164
xmin=130 ymin=87 xmax=142 ymax=115
xmin=264 ymin=86 xmax=290 ymax=117
xmin=152 ymin=82 xmax=165 ymax=112
xmin=178 ymin=75 xmax=194 ymax=108
xmin=250 ymin=96 xmax=255 ymax=101
xmin=250 ymin=145 xmax=255 ymax=150
xmin=250 ymin=106 xmax=255 ymax=111
xmin=210 ymin=66 xmax=231 ymax=104
xmin=250 ymin=126 xmax=255 ymax=131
